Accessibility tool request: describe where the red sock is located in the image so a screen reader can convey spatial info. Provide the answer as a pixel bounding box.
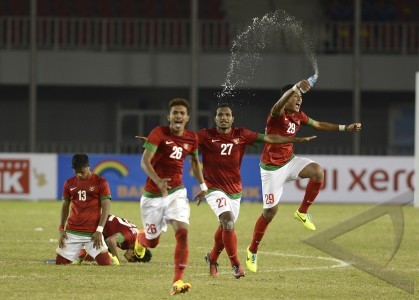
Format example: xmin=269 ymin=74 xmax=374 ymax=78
xmin=249 ymin=214 xmax=270 ymax=253
xmin=173 ymin=228 xmax=188 ymax=283
xmin=222 ymin=228 xmax=239 ymax=267
xmin=139 ymin=230 xmax=160 ymax=248
xmin=209 ymin=226 xmax=224 ymax=262
xmin=299 ymin=179 xmax=322 ymax=213
xmin=95 ymin=251 xmax=112 ymax=266
xmin=55 ymin=254 xmax=71 ymax=264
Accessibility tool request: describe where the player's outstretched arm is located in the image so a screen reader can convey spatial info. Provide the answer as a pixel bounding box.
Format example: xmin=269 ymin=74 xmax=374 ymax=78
xmin=135 ymin=136 xmax=147 ymax=142
xmin=311 ymin=120 xmax=362 ymax=132
xmin=263 ymin=134 xmax=316 ymax=144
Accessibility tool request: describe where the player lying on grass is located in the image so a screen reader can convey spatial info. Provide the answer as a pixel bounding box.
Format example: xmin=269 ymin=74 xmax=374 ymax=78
xmin=74 ymin=214 xmax=152 ymax=265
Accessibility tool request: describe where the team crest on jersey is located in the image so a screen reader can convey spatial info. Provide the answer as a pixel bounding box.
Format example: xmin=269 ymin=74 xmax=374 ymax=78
xmin=89 ymin=186 xmax=95 ymax=191
xmin=183 ymin=144 xmax=189 ymax=150
xmin=233 ymin=138 xmax=240 ymax=144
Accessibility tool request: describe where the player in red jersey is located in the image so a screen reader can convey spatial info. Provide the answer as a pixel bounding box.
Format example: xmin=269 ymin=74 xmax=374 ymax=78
xmin=245 ymin=79 xmax=362 ymax=273
xmin=56 ymin=154 xmax=112 ymax=266
xmin=196 ymin=104 xmax=316 ymax=279
xmin=136 ymin=98 xmax=207 ymax=295
xmin=75 ymin=214 xmax=152 ymax=264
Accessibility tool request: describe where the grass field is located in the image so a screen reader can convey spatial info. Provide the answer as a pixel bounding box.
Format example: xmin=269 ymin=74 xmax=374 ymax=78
xmin=0 ymin=200 xmax=417 ymax=299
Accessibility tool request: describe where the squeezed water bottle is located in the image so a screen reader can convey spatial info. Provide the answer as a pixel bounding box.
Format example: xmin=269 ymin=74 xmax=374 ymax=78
xmin=308 ymin=73 xmax=318 ymax=87
xmin=301 ymin=74 xmax=318 ymax=93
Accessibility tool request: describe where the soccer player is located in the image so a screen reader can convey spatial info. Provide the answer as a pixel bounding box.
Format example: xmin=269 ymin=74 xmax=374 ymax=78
xmin=245 ymin=79 xmax=362 ymax=273
xmin=196 ymin=104 xmax=316 ymax=279
xmin=135 ymin=98 xmax=207 ymax=295
xmin=56 ymin=153 xmax=113 ymax=266
xmin=75 ymin=214 xmax=152 ymax=264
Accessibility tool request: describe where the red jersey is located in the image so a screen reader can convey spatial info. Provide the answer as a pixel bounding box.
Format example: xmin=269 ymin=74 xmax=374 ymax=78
xmin=261 ymin=111 xmax=311 ymax=167
xmin=103 ymin=214 xmax=138 ymax=250
xmin=197 ymin=127 xmax=262 ymax=196
xmin=62 ymin=173 xmax=111 ymax=235
xmin=143 ymin=126 xmax=199 ymax=196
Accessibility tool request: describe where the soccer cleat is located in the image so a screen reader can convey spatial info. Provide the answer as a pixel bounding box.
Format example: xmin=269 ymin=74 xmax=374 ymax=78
xmin=134 ymin=229 xmax=146 ymax=259
xmin=109 ymin=252 xmax=120 ymax=265
xmin=294 ymin=210 xmax=316 ymax=231
xmin=204 ymin=253 xmax=219 ymax=278
xmin=71 ymin=257 xmax=83 ymax=265
xmin=72 ymin=248 xmax=88 ymax=265
xmin=232 ymin=264 xmax=245 ymax=279
xmin=170 ymin=280 xmax=191 ymax=295
xmin=245 ymin=246 xmax=258 ymax=272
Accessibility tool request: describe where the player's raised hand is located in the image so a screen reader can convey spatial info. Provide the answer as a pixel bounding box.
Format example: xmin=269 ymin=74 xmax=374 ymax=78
xmin=157 ymin=178 xmax=172 ymax=197
xmin=135 ymin=136 xmax=147 ymax=142
xmin=293 ymin=135 xmax=317 ymax=143
xmin=193 ymin=190 xmax=207 ymax=206
xmin=297 ymin=79 xmax=311 ymax=93
xmin=346 ymin=123 xmax=362 ymax=132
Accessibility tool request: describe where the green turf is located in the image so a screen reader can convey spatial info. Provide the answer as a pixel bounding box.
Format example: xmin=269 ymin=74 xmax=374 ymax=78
xmin=0 ymin=201 xmax=417 ymax=299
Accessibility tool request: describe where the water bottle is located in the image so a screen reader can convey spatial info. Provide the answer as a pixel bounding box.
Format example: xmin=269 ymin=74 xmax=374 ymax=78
xmin=301 ymin=74 xmax=318 ymax=93
xmin=308 ymin=73 xmax=318 ymax=87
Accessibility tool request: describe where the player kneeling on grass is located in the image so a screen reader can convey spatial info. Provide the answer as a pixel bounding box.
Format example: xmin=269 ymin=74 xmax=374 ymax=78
xmin=56 ymin=154 xmax=113 ymax=266
xmin=74 ymin=214 xmax=152 ymax=265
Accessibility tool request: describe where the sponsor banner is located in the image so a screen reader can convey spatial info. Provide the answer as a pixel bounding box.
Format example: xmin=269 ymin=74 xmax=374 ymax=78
xmin=57 ymin=154 xmax=414 ymax=203
xmin=0 ymin=153 xmax=57 ymax=200
xmin=283 ymin=155 xmax=414 ymax=203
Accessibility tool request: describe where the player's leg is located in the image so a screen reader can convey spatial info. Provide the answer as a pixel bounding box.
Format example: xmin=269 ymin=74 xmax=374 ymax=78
xmin=55 ymin=233 xmax=85 ymax=265
xmin=220 ymin=197 xmax=244 ymax=279
xmin=166 ymin=188 xmax=191 ymax=295
xmin=136 ymin=195 xmax=165 ymax=258
xmin=205 ymin=191 xmax=230 ymax=277
xmin=292 ymin=158 xmax=323 ymax=231
xmin=246 ymin=167 xmax=286 ymax=272
xmin=85 ymin=235 xmax=112 ymax=266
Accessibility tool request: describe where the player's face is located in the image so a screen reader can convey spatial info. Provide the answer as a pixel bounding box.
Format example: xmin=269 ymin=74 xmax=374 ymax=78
xmin=214 ymin=107 xmax=234 ymax=132
xmin=73 ymin=166 xmax=90 ymax=180
xmin=168 ymin=105 xmax=189 ymax=135
xmin=124 ymin=248 xmax=137 ymax=262
xmin=284 ymin=91 xmax=303 ymax=113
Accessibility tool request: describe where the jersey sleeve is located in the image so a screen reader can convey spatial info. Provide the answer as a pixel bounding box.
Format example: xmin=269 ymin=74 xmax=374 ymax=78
xmin=62 ymin=180 xmax=70 ymax=201
xmin=189 ymin=132 xmax=199 ymax=156
xmin=99 ymin=177 xmax=112 ymax=201
xmin=300 ymin=111 xmax=310 ymax=125
xmin=242 ymin=128 xmax=261 ymax=145
xmin=143 ymin=127 xmax=163 ymax=153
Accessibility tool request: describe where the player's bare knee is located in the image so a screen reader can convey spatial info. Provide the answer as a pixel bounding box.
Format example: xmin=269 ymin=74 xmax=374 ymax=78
xmin=263 ymin=210 xmax=276 ymax=222
xmin=225 ymin=220 xmax=235 ymax=230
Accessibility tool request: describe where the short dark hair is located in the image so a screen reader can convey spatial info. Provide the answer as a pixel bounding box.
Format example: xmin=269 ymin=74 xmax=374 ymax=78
xmin=72 ymin=154 xmax=89 ymax=169
xmin=281 ymin=84 xmax=294 ymax=97
xmin=215 ymin=103 xmax=234 ymax=116
xmin=168 ymin=98 xmax=190 ymax=114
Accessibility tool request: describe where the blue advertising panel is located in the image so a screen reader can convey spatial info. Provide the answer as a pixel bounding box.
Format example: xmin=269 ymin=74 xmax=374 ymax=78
xmin=58 ymin=154 xmax=263 ymax=202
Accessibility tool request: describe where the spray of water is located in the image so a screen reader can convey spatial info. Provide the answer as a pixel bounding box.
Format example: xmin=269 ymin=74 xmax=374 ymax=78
xmin=218 ymin=10 xmax=319 ymax=104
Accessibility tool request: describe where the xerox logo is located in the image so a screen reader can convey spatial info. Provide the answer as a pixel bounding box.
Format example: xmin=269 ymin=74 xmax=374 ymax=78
xmin=0 ymin=159 xmax=30 ymax=194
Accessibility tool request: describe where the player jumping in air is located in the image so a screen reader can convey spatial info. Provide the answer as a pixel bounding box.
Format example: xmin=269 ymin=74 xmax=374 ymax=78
xmin=246 ymin=79 xmax=361 ymax=273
